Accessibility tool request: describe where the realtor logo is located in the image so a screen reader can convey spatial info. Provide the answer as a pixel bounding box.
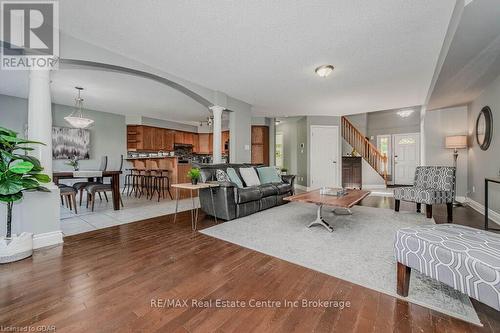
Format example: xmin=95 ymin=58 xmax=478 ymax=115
xmin=1 ymin=0 xmax=59 ymax=70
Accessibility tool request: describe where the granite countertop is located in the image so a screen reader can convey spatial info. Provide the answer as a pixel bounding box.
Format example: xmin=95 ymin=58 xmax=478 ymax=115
xmin=126 ymin=156 xmax=177 ymax=160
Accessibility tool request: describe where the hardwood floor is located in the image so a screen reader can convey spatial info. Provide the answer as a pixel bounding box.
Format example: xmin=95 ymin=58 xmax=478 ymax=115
xmin=0 ymin=197 xmax=499 ymax=332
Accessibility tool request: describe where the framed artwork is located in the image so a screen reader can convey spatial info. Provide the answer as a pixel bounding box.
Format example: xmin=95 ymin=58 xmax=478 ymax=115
xmin=52 ymin=126 xmax=90 ymax=159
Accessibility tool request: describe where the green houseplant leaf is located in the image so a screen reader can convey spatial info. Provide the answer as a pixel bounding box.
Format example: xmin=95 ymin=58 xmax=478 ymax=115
xmin=0 ymin=127 xmax=51 ymax=239
xmin=9 ymin=161 xmax=34 ymax=174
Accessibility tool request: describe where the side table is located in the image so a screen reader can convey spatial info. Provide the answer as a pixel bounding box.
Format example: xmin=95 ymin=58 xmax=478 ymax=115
xmin=485 ymin=177 xmax=500 ymax=231
xmin=171 ymin=183 xmax=219 ymax=231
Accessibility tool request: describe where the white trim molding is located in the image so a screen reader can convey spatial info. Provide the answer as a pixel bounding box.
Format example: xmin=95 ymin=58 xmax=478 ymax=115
xmin=294 ymin=184 xmax=308 ymax=191
xmin=362 ymin=184 xmax=387 ymax=190
xmin=33 ymin=231 xmax=64 ymax=250
xmin=464 ymin=198 xmax=500 ymax=228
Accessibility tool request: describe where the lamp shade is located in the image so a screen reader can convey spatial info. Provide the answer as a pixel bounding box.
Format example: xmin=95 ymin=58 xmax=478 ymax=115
xmin=445 ymin=135 xmax=467 ymax=149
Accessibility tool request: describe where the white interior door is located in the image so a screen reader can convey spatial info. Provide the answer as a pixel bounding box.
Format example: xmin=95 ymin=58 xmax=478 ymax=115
xmin=393 ymin=133 xmax=420 ymax=185
xmin=310 ymin=126 xmax=339 ymax=189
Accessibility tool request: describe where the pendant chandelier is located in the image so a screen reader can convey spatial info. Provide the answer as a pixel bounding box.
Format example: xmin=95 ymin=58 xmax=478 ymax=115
xmin=64 ymin=87 xmax=94 ymax=128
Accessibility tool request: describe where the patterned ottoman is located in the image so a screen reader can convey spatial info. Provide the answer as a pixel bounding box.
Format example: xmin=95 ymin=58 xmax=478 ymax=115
xmin=394 ymin=224 xmax=500 ymax=311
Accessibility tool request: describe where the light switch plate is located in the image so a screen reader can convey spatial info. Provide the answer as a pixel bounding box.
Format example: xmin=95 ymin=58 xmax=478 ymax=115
xmin=244 ymin=145 xmax=250 ymax=150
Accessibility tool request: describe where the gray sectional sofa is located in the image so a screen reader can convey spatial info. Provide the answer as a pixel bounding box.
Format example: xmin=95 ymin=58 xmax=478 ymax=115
xmin=194 ymin=163 xmax=295 ymax=221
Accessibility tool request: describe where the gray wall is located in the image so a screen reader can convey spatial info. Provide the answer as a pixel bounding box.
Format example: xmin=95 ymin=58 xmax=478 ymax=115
xmin=52 ymin=104 xmax=127 ymax=173
xmin=424 ymin=106 xmax=468 ymax=198
xmin=0 ymin=94 xmax=28 ymax=135
xmin=367 ymin=108 xmax=420 ymax=142
xmin=296 ymin=117 xmax=308 ymax=187
xmin=0 ymin=93 xmax=128 ymax=178
xmin=227 ymin=96 xmax=252 ymax=163
xmin=142 ymin=116 xmax=198 ymax=132
xmin=468 ymin=73 xmax=500 ymax=214
xmin=343 ymin=113 xmax=368 ymax=155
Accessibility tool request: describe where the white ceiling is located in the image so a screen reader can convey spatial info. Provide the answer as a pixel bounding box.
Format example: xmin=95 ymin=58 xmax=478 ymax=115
xmin=54 ymin=0 xmax=457 ymax=117
xmin=0 ymin=68 xmax=210 ymax=124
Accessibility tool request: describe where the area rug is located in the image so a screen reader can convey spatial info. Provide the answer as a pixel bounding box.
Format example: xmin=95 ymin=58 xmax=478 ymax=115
xmin=201 ymin=203 xmax=481 ymax=326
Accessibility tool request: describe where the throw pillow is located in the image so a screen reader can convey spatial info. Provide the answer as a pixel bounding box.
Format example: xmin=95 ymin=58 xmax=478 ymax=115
xmin=226 ymin=168 xmax=244 ymax=188
xmin=239 ymin=167 xmax=261 ymax=187
xmin=257 ymin=166 xmax=282 ymax=184
xmin=215 ymin=169 xmax=231 ymax=182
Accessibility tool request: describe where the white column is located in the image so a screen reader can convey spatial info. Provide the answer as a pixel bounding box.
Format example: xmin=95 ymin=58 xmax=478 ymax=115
xmin=28 ymin=69 xmax=53 ymax=176
xmin=6 ymin=68 xmax=63 ymax=248
xmin=210 ymin=105 xmax=224 ymax=164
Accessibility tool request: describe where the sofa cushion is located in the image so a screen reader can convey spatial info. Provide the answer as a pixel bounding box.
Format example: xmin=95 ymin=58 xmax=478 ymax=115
xmin=235 ymin=186 xmax=262 ymax=203
xmin=259 ymin=183 xmax=278 ymax=197
xmin=226 ymin=168 xmax=244 ymax=188
xmin=216 ymin=169 xmax=231 ymax=182
xmin=257 ymin=166 xmax=282 ymax=184
xmin=274 ymin=182 xmax=292 ymax=195
xmin=239 ymin=167 xmax=261 ymax=186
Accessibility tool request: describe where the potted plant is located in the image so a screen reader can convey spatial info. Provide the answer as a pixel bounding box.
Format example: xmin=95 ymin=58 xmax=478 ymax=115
xmin=66 ymin=156 xmax=79 ymax=171
xmin=187 ymin=168 xmax=201 ymax=185
xmin=0 ymin=127 xmax=51 ymax=264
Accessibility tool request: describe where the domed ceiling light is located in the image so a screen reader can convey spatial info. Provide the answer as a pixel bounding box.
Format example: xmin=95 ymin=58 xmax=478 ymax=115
xmin=64 ymin=87 xmax=94 ymax=128
xmin=315 ymin=65 xmax=334 ymax=78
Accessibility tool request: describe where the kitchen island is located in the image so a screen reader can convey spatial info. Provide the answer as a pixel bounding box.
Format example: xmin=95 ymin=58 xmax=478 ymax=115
xmin=126 ymin=156 xmax=193 ymax=199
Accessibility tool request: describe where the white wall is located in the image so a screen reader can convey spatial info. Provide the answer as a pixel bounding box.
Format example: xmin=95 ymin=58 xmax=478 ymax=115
xmin=424 ymin=106 xmax=469 ymax=198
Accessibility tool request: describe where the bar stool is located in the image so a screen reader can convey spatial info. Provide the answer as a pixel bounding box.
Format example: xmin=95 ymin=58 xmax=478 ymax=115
xmin=122 ymin=168 xmax=136 ymax=196
xmin=150 ymin=169 xmax=173 ymax=201
xmin=132 ymin=168 xmax=147 ymax=197
xmin=138 ymin=169 xmax=155 ymax=199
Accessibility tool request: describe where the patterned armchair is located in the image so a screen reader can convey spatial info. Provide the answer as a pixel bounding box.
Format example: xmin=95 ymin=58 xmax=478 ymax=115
xmin=394 ymin=166 xmax=456 ymax=222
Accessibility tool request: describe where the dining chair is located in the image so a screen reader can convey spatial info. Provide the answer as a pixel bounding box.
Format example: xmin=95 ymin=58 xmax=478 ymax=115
xmin=86 ymin=155 xmax=124 ymax=211
xmin=59 ymin=184 xmax=78 ymax=214
xmin=73 ymin=156 xmax=108 ymax=206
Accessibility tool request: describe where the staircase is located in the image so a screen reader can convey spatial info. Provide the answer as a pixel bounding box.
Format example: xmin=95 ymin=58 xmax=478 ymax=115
xmin=341 ymin=116 xmax=388 ymax=185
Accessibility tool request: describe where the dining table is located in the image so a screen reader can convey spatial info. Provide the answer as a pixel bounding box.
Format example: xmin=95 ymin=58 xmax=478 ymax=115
xmin=52 ymin=170 xmax=122 ymax=210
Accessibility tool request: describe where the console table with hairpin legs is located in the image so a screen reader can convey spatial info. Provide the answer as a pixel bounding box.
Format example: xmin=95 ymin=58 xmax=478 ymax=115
xmin=485 ymin=177 xmax=500 ymax=231
xmin=172 ymin=183 xmax=219 ymax=231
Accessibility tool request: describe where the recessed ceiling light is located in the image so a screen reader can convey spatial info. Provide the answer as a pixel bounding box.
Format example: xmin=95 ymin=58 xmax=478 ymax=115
xmin=315 ymin=65 xmax=334 ymax=78
xmin=396 ymin=109 xmax=414 ymax=118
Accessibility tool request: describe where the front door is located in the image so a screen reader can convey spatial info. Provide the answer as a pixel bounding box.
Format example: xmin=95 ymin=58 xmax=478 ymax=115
xmin=393 ymin=133 xmax=420 ymax=185
xmin=310 ymin=126 xmax=339 ymax=189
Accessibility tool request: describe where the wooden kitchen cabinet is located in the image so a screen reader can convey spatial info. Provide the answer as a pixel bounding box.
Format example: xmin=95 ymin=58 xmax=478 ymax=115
xmin=198 ymin=133 xmax=210 ymax=154
xmin=142 ymin=126 xmax=155 ymax=151
xmin=127 ymin=125 xmax=215 ymax=153
xmin=192 ymin=133 xmax=199 ymax=153
xmin=251 ymin=126 xmax=269 ymax=165
xmin=209 ymin=133 xmax=213 ymax=153
xmin=164 ymin=130 xmax=175 ymax=151
xmin=222 ymin=131 xmax=229 ymax=154
xmin=153 ymin=127 xmax=165 ymax=150
xmin=174 ymin=131 xmax=184 ymax=144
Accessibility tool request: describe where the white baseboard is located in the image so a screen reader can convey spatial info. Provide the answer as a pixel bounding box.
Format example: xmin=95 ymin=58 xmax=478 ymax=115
xmin=464 ymin=198 xmax=500 ymax=228
xmin=33 ymin=231 xmax=64 ymax=250
xmin=294 ymin=184 xmax=308 ymax=191
xmin=362 ymin=184 xmax=387 ymax=190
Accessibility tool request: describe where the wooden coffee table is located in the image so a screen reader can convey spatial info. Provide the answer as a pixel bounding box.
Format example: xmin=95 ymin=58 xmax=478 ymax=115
xmin=284 ymin=189 xmax=370 ymax=232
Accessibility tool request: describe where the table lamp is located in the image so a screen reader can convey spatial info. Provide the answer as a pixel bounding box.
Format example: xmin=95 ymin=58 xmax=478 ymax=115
xmin=445 ymin=135 xmax=467 ymax=206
